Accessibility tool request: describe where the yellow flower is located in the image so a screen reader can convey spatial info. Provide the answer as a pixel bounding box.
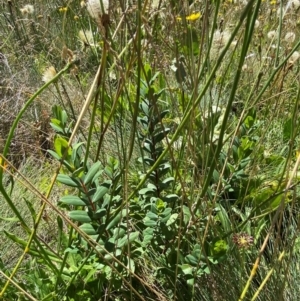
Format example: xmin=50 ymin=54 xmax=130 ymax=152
xmin=0 ymin=156 xmax=8 ymax=172
xmin=270 ymin=0 xmax=277 ymax=4
xmin=74 ymin=15 xmax=79 ymax=20
xmin=59 ymin=7 xmax=68 ymax=13
xmin=186 ymin=12 xmax=201 ymax=21
xmin=177 ymin=12 xmax=201 ymax=22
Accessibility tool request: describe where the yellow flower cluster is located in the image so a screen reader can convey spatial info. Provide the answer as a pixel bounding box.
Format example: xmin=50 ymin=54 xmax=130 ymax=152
xmin=177 ymin=12 xmax=201 ymax=22
xmin=59 ymin=7 xmax=68 ymax=13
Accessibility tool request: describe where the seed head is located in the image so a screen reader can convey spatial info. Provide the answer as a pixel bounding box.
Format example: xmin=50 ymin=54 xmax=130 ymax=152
xmin=267 ymin=30 xmax=277 ymax=40
xmin=232 ymin=233 xmax=254 ymax=249
xmin=86 ymin=0 xmax=109 ymax=23
xmin=291 ymin=0 xmax=300 ymax=10
xmin=284 ymin=32 xmax=296 ymax=43
xmin=78 ymin=30 xmax=98 ymax=48
xmin=288 ymin=51 xmax=300 ymax=65
xmin=213 ymin=30 xmax=231 ymax=48
xmin=42 ymin=66 xmax=57 ymax=83
xmin=242 ymin=64 xmax=248 ymax=71
xmin=20 ymin=4 xmax=35 ymax=15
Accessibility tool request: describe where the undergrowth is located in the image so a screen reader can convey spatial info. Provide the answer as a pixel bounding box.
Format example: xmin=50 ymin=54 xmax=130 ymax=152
xmin=1 ymin=0 xmax=300 ymax=300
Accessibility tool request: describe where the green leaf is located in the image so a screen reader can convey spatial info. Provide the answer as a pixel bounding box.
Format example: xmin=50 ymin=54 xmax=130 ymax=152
xmin=211 ymin=239 xmax=228 ymax=257
xmin=161 ymin=207 xmax=172 ymax=216
xmin=69 ymin=211 xmax=92 ymax=223
xmin=113 ymin=227 xmax=126 ymax=239
xmin=185 ymin=254 xmax=198 ymax=266
xmin=106 ymin=209 xmax=126 ymax=230
xmin=60 ymin=195 xmax=86 ymax=206
xmin=244 ymin=115 xmax=254 ymax=128
xmin=54 ymin=137 xmax=71 ymax=157
xmin=283 ymin=118 xmax=293 ymax=143
xmin=57 ymin=174 xmax=80 ymax=187
xmin=24 ymin=198 xmax=37 ymax=221
xmin=162 ymin=177 xmax=174 ymax=185
xmin=143 ymin=218 xmax=157 ymax=227
xmin=47 ymin=149 xmax=62 ymax=160
xmin=181 ymin=264 xmax=193 ymax=276
xmin=92 ymin=186 xmax=109 ymax=203
xmin=139 ymin=187 xmax=156 ymax=195
xmin=0 ymin=216 xmax=19 ymax=222
xmin=84 ymin=161 xmax=102 ymax=185
xmin=72 ymin=167 xmax=84 ymax=178
xmin=162 ymin=194 xmax=178 ymax=203
xmin=127 ymin=256 xmax=135 ymax=273
xmin=161 ymin=208 xmax=172 ymax=223
xmin=146 ymin=211 xmax=158 ymax=220
xmin=94 ymin=208 xmax=106 ymax=219
xmin=79 ymin=223 xmax=97 ymax=235
xmin=153 ymin=128 xmax=170 ymax=144
xmin=166 ymin=213 xmax=178 ymax=226
xmin=117 ymin=231 xmax=140 ymax=248
xmin=142 ymin=235 xmax=153 ymax=246
xmin=61 ymin=109 xmax=68 ymax=125
xmin=156 ymin=198 xmax=165 ymax=211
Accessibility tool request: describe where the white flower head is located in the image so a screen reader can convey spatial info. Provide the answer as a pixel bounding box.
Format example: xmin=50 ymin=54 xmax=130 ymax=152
xmin=277 ymin=7 xmax=285 ymax=18
xmin=288 ymin=51 xmax=300 ymax=65
xmin=20 ymin=4 xmax=35 ymax=15
xmin=238 ymin=0 xmax=248 ymax=5
xmin=267 ymin=30 xmax=277 ymax=40
xmin=231 ymin=40 xmax=238 ymax=48
xmin=86 ymin=0 xmax=109 ymax=23
xmin=284 ymin=32 xmax=296 ymax=43
xmin=213 ymin=30 xmax=231 ymax=48
xmin=42 ymin=66 xmax=57 ymax=83
xmin=255 ymin=19 xmax=260 ymax=28
xmin=242 ymin=64 xmax=248 ymax=71
xmin=78 ymin=30 xmax=97 ymax=47
xmin=291 ymin=0 xmax=300 ymax=10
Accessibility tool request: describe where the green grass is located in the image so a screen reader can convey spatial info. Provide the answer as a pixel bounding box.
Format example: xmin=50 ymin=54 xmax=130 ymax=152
xmin=1 ymin=0 xmax=300 ymax=300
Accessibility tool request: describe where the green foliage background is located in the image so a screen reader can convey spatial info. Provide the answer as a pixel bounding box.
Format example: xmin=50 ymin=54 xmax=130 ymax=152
xmin=1 ymin=0 xmax=300 ymax=300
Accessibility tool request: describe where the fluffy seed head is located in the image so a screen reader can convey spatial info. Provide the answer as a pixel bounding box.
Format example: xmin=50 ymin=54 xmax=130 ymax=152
xmin=78 ymin=30 xmax=99 ymax=48
xmin=213 ymin=30 xmax=231 ymax=48
xmin=267 ymin=30 xmax=277 ymax=40
xmin=284 ymin=32 xmax=296 ymax=43
xmin=291 ymin=0 xmax=300 ymax=10
xmin=289 ymin=51 xmax=300 ymax=64
xmin=86 ymin=0 xmax=109 ymax=23
xmin=20 ymin=4 xmax=35 ymax=15
xmin=42 ymin=66 xmax=57 ymax=83
xmin=242 ymin=64 xmax=248 ymax=71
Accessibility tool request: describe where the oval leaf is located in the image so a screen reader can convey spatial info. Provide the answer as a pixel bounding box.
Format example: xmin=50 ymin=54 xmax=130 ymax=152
xmin=60 ymin=195 xmax=86 ymax=206
xmin=92 ymin=186 xmax=109 ymax=203
xmin=69 ymin=210 xmax=92 ymax=223
xmin=79 ymin=223 xmax=97 ymax=235
xmin=84 ymin=161 xmax=102 ymax=185
xmin=57 ymin=174 xmax=80 ymax=187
